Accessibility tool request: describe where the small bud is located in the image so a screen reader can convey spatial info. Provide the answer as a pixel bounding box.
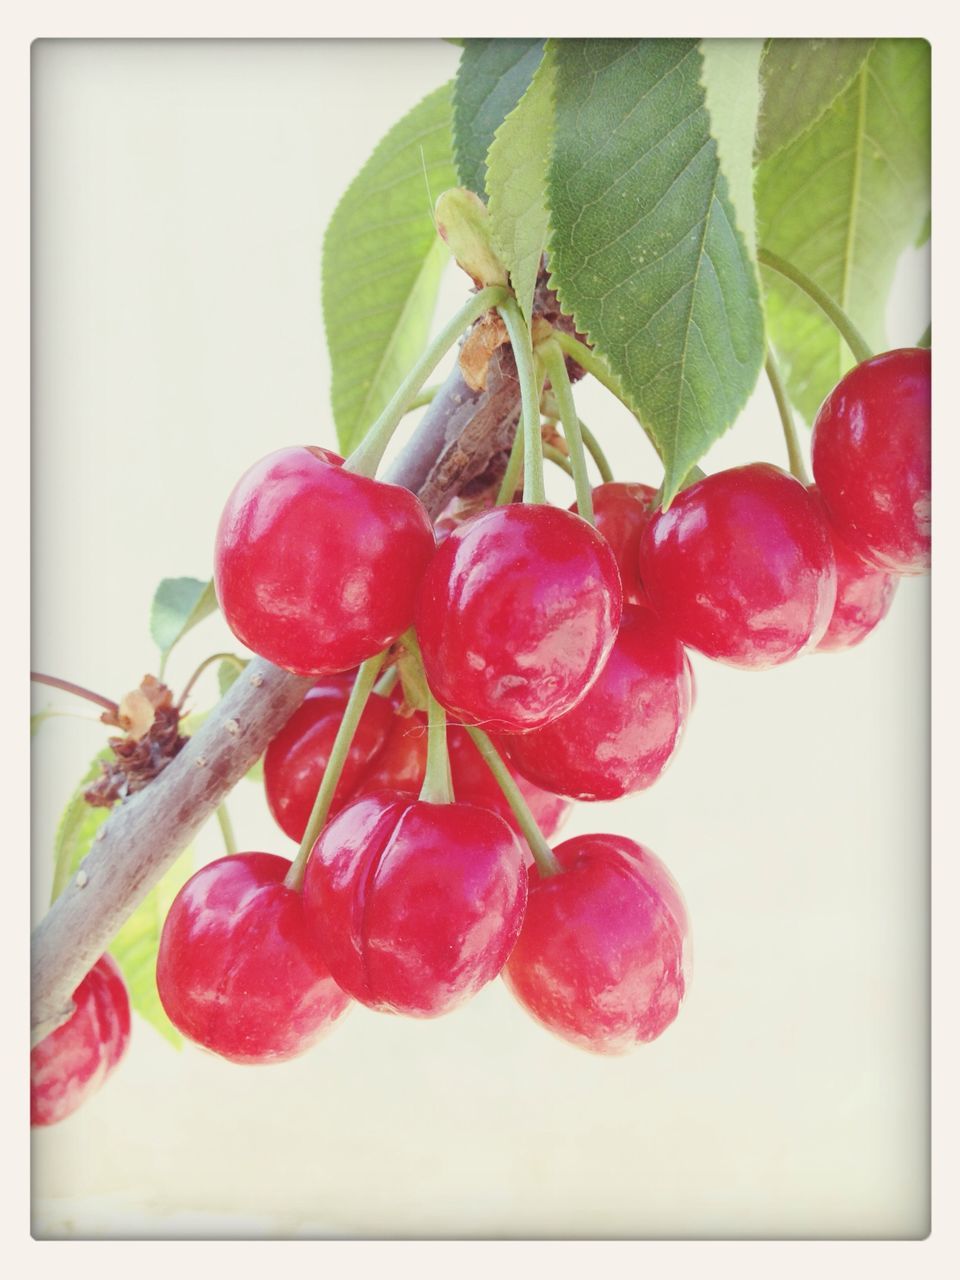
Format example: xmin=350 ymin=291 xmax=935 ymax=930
xmin=435 ymin=188 xmax=509 ymax=289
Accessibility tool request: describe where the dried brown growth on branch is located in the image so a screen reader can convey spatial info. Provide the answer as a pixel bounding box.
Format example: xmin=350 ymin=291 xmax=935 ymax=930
xmin=85 ymin=676 xmax=188 ymax=807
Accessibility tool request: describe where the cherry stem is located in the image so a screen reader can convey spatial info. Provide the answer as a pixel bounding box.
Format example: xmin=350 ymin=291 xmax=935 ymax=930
xmin=540 ymin=339 xmax=595 ymax=524
xmin=496 ymin=417 xmax=525 ymax=506
xmin=345 ymin=284 xmax=511 ymax=479
xmin=419 ymin=687 xmax=454 ymax=805
xmin=283 ymin=650 xmax=388 ymax=892
xmin=373 ymin=664 xmax=400 ymax=698
xmin=765 ymin=349 xmax=810 ymax=485
xmin=757 ymin=248 xmax=873 ymax=366
xmin=463 ymin=727 xmax=562 ymax=878
xmin=30 ymin=672 xmax=119 ymax=717
xmin=406 ymin=383 xmax=441 ymax=413
xmin=577 ymin=419 xmax=615 ymax=484
xmin=498 ymin=297 xmax=546 ymax=505
xmin=917 ymin=323 xmax=931 ymax=349
xmin=542 ymin=443 xmax=573 ymax=477
xmin=177 ymin=652 xmax=246 ymax=709
xmin=216 ymin=802 xmax=237 ymax=856
xmin=550 ymin=329 xmax=663 ymax=462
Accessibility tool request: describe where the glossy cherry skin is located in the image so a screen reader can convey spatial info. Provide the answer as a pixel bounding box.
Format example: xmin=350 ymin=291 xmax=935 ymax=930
xmin=31 ymin=955 xmax=131 ymax=1127
xmin=302 ymin=792 xmax=527 ymax=1017
xmin=415 ymin=504 xmax=623 ymax=731
xmin=156 ymin=853 xmax=350 ymax=1063
xmin=811 ymin=348 xmax=931 ymax=574
xmin=638 ymin=463 xmax=837 ymax=669
xmin=505 ymin=606 xmax=692 ymax=801
xmin=352 ymin=709 xmax=572 ymax=843
xmin=214 ymin=446 xmax=436 ymax=676
xmin=503 ymin=835 xmax=690 ymax=1055
xmin=264 ymin=675 xmax=395 ymax=842
xmin=575 ymin=482 xmax=657 ymax=606
xmin=808 ymin=488 xmax=898 ymax=653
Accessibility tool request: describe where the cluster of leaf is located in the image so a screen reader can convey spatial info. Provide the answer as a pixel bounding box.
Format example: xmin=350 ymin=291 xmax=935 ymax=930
xmin=323 ymin=38 xmax=930 ymax=504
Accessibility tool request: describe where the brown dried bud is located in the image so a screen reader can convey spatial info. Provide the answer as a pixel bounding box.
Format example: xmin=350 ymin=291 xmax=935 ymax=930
xmin=85 ymin=676 xmax=188 ymax=808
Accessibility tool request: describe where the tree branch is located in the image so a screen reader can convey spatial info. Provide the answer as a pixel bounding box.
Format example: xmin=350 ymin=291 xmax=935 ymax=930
xmin=31 ymin=344 xmax=523 ymax=1043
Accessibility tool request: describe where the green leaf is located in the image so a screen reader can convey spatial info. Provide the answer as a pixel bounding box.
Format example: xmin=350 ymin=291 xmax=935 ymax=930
xmin=699 ymin=39 xmax=764 ymax=259
xmin=453 ymin=39 xmax=545 ymax=198
xmin=756 ymin=39 xmax=930 ymax=421
xmin=915 ymin=209 xmax=930 ymax=249
xmin=51 ymin=752 xmax=113 ymax=902
xmin=108 ymin=850 xmax=194 ymax=1049
xmin=756 ymin=39 xmax=875 ymax=162
xmin=322 ymin=83 xmax=458 ymax=456
xmin=548 ymin=39 xmax=765 ymax=503
xmin=486 ymin=45 xmax=556 ymax=328
xmin=150 ymin=578 xmax=217 ymax=675
xmin=49 ymin=752 xmax=194 ymax=1047
xmin=217 ymin=657 xmax=248 ymax=697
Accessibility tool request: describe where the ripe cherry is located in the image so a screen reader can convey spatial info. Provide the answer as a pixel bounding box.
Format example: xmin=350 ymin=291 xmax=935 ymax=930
xmin=811 ymin=347 xmax=931 ymax=574
xmin=214 ymin=446 xmax=436 ymax=676
xmin=575 ymin=481 xmax=657 ymax=606
xmin=503 ymin=835 xmax=690 ymax=1055
xmin=263 ymin=674 xmax=395 ymax=842
xmin=156 ymin=853 xmax=350 ymax=1063
xmin=638 ymin=463 xmax=837 ymax=668
xmin=808 ymin=487 xmax=898 ymax=653
xmin=504 ymin=605 xmax=692 ymax=801
xmin=31 ymin=954 xmax=131 ymax=1127
xmin=415 ymin=504 xmax=622 ymax=732
xmin=302 ymin=792 xmax=527 ymax=1017
xmin=354 ymin=708 xmax=572 ymax=843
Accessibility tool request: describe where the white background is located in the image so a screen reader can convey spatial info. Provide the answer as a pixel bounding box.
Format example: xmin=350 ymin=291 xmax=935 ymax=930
xmin=30 ymin=39 xmax=930 ymax=1238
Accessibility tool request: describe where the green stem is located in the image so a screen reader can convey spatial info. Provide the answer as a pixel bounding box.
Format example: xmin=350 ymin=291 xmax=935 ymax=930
xmin=765 ymin=349 xmax=809 ymax=485
xmin=177 ymin=652 xmax=246 ymax=708
xmin=464 ymin=727 xmax=561 ymax=878
xmin=578 ymin=419 xmax=615 ymax=484
xmin=542 ymin=443 xmax=573 ymax=477
xmin=498 ymin=297 xmax=546 ymax=505
xmin=216 ymin=803 xmax=237 ymax=856
xmin=345 ymin=284 xmax=510 ymax=478
xmin=373 ymin=665 xmax=400 ymax=698
xmin=496 ymin=423 xmax=525 ymax=506
xmin=540 ymin=340 xmax=595 ymax=525
xmin=283 ymin=651 xmax=387 ymax=892
xmin=757 ymin=248 xmax=873 ymax=365
xmin=406 ymin=383 xmax=441 ymax=413
xmin=550 ymin=329 xmax=662 ymax=461
xmin=419 ymin=688 xmax=454 ymax=805
xmin=917 ymin=323 xmax=931 ymax=349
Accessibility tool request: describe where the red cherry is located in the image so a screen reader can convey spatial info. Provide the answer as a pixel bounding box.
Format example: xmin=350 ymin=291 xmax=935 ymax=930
xmin=503 ymin=835 xmax=690 ymax=1054
xmin=31 ymin=955 xmax=131 ymax=1127
xmin=302 ymin=792 xmax=527 ymax=1017
xmin=214 ymin=446 xmax=436 ymax=676
xmin=573 ymin=481 xmax=657 ymax=606
xmin=811 ymin=348 xmax=931 ymax=574
xmin=263 ymin=675 xmax=395 ymax=842
xmin=352 ymin=709 xmax=572 ymax=844
xmin=504 ymin=605 xmax=692 ymax=801
xmin=156 ymin=853 xmax=350 ymax=1063
xmin=415 ymin=504 xmax=622 ymax=731
xmin=808 ymin=487 xmax=898 ymax=653
xmin=638 ymin=463 xmax=837 ymax=668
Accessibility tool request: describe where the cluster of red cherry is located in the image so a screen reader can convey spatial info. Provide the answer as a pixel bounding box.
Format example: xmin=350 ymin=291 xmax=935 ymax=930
xmin=32 ymin=344 xmax=930 ymax=1124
